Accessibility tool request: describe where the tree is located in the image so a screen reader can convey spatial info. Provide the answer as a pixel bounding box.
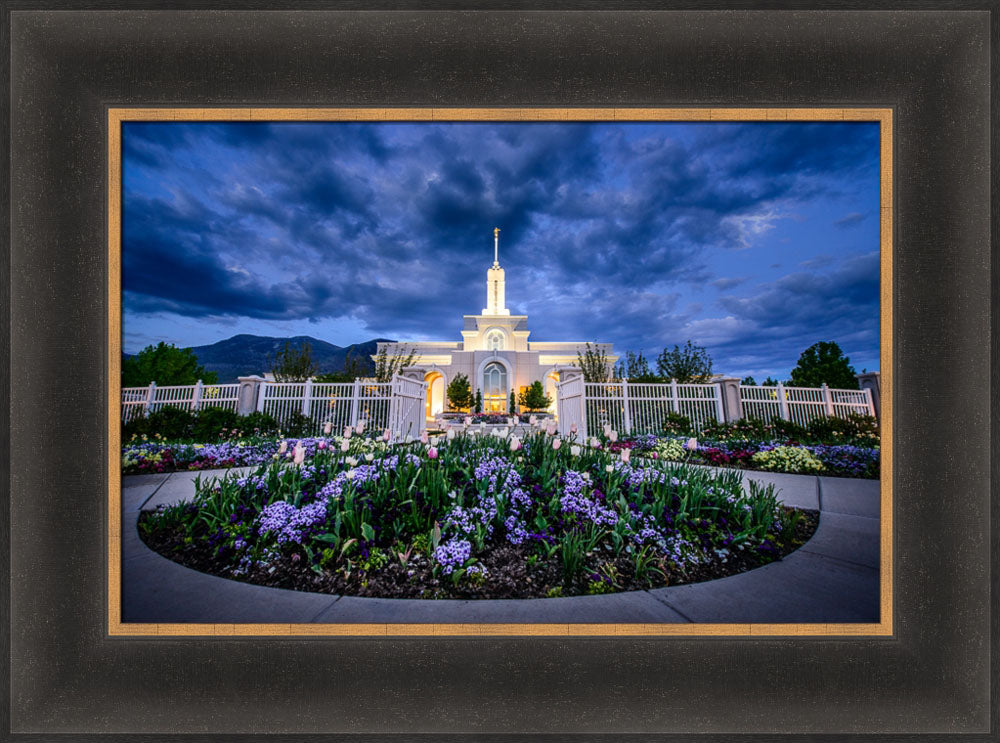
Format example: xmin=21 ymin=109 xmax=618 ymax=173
xmin=373 ymin=344 xmax=417 ymax=382
xmin=656 ymin=340 xmax=713 ymax=383
xmin=314 ymin=349 xmax=372 ymax=383
xmin=122 ymin=342 xmax=218 ymax=387
xmin=474 ymin=389 xmax=483 ymax=413
xmin=789 ymin=341 xmax=859 ymax=389
xmin=446 ymin=373 xmax=473 ymax=411
xmin=616 ymin=351 xmax=660 ymax=382
xmin=519 ymin=380 xmax=553 ymax=412
xmin=509 ymin=390 xmax=517 ymax=414
xmin=761 ymin=376 xmax=780 ymax=387
xmin=575 ymin=342 xmax=613 ymax=383
xmin=269 ymin=341 xmax=317 ymax=382
xmin=741 ymin=376 xmax=756 ymax=386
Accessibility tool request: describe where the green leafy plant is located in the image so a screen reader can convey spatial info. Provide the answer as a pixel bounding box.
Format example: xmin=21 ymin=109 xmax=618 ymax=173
xmin=518 ymin=381 xmax=552 ymax=412
xmin=446 ymin=373 xmax=473 ymax=411
xmin=122 ymin=342 xmax=218 ymax=387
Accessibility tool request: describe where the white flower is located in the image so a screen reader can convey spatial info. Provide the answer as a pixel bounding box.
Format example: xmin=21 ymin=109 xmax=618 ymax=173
xmin=685 ymin=437 xmax=698 ymax=450
xmin=464 ymin=416 xmax=472 ymax=426
xmin=323 ymin=422 xmax=333 ymax=435
xmin=345 ymin=456 xmax=358 ymax=467
xmin=570 ymin=445 xmax=581 ymax=457
xmin=405 ymin=434 xmax=414 ymax=443
xmin=529 ymin=415 xmax=538 ymax=426
xmin=447 ymin=428 xmax=456 ymax=440
xmin=509 ymin=436 xmax=521 ymax=451
xmin=356 ymin=421 xmax=366 ymax=434
xmin=340 ymin=440 xmax=350 ymax=452
xmin=620 ymin=448 xmax=631 ymax=463
xmin=498 ymin=427 xmax=509 ymax=438
xmin=582 ymin=472 xmax=591 ymax=482
xmin=603 ymin=424 xmax=612 ymax=437
xmin=590 ymin=437 xmax=601 ymax=449
xmin=345 ymin=468 xmax=357 ymax=480
xmin=605 ymin=465 xmax=614 ymax=473
xmin=343 ymin=426 xmax=353 ymax=439
xmin=364 ymin=453 xmax=374 ymax=462
xmin=278 ymin=440 xmax=288 ymax=454
xmin=609 ymin=430 xmax=618 ymax=443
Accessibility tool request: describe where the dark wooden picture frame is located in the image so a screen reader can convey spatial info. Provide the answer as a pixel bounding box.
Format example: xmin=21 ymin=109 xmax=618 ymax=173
xmin=5 ymin=4 xmax=994 ymax=738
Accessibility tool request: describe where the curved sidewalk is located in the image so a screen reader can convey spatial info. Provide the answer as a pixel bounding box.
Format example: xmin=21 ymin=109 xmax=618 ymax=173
xmin=121 ymin=466 xmax=880 ymax=625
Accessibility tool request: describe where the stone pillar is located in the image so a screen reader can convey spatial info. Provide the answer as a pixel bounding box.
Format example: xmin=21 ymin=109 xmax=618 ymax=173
xmin=236 ymin=375 xmax=265 ymax=416
xmin=856 ymin=371 xmax=881 ymax=418
xmin=715 ymin=377 xmax=742 ymax=422
xmin=399 ymin=366 xmax=427 ymax=383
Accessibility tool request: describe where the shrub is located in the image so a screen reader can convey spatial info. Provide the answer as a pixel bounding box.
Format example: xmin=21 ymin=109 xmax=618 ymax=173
xmin=659 ymin=412 xmax=692 ymax=435
xmin=138 ymin=406 xmax=195 ymax=440
xmin=240 ymin=411 xmax=280 ymax=436
xmin=280 ymin=412 xmax=313 ymax=437
xmin=806 ymin=413 xmax=879 ymax=445
xmin=751 ymin=446 xmax=823 ymax=474
xmin=192 ymin=407 xmax=240 ymax=441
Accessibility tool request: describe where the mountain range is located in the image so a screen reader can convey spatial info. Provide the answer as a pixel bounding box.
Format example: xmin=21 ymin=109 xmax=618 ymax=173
xmin=182 ymin=334 xmax=393 ymax=383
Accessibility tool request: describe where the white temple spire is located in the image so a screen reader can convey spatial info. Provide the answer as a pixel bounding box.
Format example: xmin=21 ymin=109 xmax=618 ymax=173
xmin=483 ymin=227 xmax=509 ymax=315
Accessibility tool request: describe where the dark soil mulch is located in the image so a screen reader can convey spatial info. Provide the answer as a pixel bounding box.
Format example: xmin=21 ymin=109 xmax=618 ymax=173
xmin=137 ymin=507 xmax=819 ymax=600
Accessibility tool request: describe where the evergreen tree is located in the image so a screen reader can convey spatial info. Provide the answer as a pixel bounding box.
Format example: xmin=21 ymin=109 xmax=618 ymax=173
xmin=474 ymin=389 xmax=483 ymax=413
xmin=518 ymin=380 xmax=553 ymax=412
xmin=446 ymin=373 xmax=473 ymax=411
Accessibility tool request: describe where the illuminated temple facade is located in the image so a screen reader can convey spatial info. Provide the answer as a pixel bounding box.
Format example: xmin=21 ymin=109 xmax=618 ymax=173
xmin=376 ymin=229 xmax=617 ymax=418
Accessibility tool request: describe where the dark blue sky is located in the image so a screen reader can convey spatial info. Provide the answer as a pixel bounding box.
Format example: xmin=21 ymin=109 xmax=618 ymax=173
xmin=121 ymin=120 xmax=881 ymax=380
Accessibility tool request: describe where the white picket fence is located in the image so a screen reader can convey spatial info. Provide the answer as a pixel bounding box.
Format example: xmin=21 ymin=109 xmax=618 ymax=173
xmin=556 ymin=378 xmax=875 ymax=438
xmin=121 ymin=381 xmax=240 ymax=423
xmin=739 ymin=383 xmax=874 ymax=428
xmin=122 ymin=375 xmax=427 ymax=438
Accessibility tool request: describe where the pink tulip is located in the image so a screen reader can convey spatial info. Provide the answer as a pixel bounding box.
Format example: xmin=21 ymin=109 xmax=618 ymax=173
xmin=293 ymin=445 xmax=306 ymax=465
xmin=570 ymin=423 xmax=578 ymax=433
xmin=343 ymin=426 xmax=353 ymax=439
xmin=317 ymin=440 xmax=327 ymax=450
xmin=552 ymin=438 xmax=561 ymax=451
xmin=356 ymin=421 xmax=365 ymax=434
xmin=278 ymin=440 xmax=288 ymax=454
xmin=590 ymin=437 xmax=601 ymax=449
xmin=464 ymin=416 xmax=472 ymax=426
xmin=428 ymin=447 xmax=439 ymax=460
xmin=340 ymin=440 xmax=350 ymax=453
xmin=509 ymin=436 xmax=521 ymax=452
xmin=323 ymin=422 xmax=333 ymax=435
xmin=603 ymin=424 xmax=612 ymax=437
xmin=420 ymin=431 xmax=429 ymax=444
xmin=620 ymin=448 xmax=631 ymax=464
xmin=383 ymin=429 xmax=391 ymax=442
xmin=609 ymin=430 xmax=619 ymax=443
xmin=649 ymin=451 xmax=658 ymax=460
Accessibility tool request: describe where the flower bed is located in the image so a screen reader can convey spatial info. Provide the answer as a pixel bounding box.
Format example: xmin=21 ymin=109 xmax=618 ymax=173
xmin=627 ymin=435 xmax=879 ymax=479
xmin=137 ymin=430 xmax=817 ymax=600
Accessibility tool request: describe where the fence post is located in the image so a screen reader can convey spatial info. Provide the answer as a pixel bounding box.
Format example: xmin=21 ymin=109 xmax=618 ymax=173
xmin=192 ymin=379 xmax=204 ymax=412
xmin=777 ymin=382 xmax=790 ymax=420
xmin=349 ymin=379 xmax=361 ymax=425
xmin=670 ymin=379 xmax=680 ymax=413
xmin=621 ymin=379 xmax=632 ymax=434
xmin=144 ymin=382 xmax=156 ymax=417
xmin=256 ymin=381 xmax=268 ymax=413
xmin=821 ymin=383 xmax=834 ymax=417
xmin=863 ymin=387 xmax=875 ymax=417
xmin=301 ymin=378 xmax=313 ymax=417
xmin=713 ymin=382 xmax=725 ymax=422
xmin=237 ymin=375 xmax=264 ymax=416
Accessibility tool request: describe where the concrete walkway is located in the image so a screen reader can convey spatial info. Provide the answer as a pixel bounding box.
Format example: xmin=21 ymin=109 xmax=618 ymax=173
xmin=121 ymin=466 xmax=881 ymax=624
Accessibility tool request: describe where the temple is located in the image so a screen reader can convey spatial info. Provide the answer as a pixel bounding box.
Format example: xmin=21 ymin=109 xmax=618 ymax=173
xmin=376 ymin=229 xmax=617 ymax=418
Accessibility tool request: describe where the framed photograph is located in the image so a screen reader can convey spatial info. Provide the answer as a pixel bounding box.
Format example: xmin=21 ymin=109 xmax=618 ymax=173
xmin=7 ymin=4 xmax=993 ymax=739
xmin=110 ymin=107 xmax=891 ymax=638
